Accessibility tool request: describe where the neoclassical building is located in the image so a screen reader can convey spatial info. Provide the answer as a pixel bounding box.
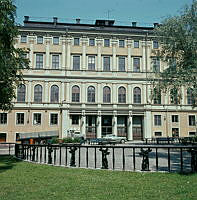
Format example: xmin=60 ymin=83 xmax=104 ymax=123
xmin=0 ymin=17 xmax=196 ymax=143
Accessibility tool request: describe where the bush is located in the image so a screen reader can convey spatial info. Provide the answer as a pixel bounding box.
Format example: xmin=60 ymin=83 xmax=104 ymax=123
xmin=50 ymin=137 xmax=59 ymax=144
xmin=62 ymin=137 xmax=81 ymax=143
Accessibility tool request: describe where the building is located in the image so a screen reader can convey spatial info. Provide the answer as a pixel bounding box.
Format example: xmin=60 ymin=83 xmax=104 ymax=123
xmin=0 ymin=17 xmax=196 ymax=143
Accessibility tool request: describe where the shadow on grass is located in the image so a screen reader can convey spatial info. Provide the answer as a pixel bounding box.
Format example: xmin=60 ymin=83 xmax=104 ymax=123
xmin=0 ymin=155 xmax=21 ymax=173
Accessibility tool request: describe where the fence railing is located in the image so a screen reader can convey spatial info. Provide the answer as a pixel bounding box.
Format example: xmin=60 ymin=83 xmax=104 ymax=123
xmin=15 ymin=143 xmax=197 ymax=173
xmin=0 ymin=143 xmax=16 ymax=155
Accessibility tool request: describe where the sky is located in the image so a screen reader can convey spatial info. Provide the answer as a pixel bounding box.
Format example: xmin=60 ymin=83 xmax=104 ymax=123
xmin=15 ymin=0 xmax=193 ymax=27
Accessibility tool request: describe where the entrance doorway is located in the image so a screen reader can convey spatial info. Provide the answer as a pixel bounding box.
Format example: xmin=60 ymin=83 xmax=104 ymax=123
xmin=86 ymin=116 xmax=96 ymax=138
xmin=117 ymin=116 xmax=127 ymax=137
xmin=102 ymin=116 xmax=112 ymax=136
xmin=132 ymin=116 xmax=143 ymax=140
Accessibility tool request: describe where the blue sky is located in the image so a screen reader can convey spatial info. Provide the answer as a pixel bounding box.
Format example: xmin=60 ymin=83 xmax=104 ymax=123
xmin=15 ymin=0 xmax=193 ymax=26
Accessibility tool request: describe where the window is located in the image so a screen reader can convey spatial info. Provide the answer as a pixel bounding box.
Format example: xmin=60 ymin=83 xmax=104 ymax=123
xmin=118 ymin=87 xmax=126 ymax=103
xmin=74 ymin=38 xmax=80 ymax=46
xmin=118 ymin=57 xmax=125 ymax=71
xmin=88 ymin=56 xmax=95 ymax=70
xmin=119 ymin=40 xmax=125 ymax=47
xmin=52 ymin=54 xmax=59 ymax=69
xmin=17 ymin=84 xmax=26 ymax=102
xmin=104 ymin=39 xmax=110 ymax=47
xmin=189 ymin=132 xmax=196 ymax=136
xmin=0 ymin=133 xmax=6 ymax=142
xmin=170 ymin=88 xmax=178 ymax=104
xmin=21 ymin=35 xmax=27 ymax=43
xmin=37 ymin=36 xmax=43 ymax=44
xmin=187 ymin=88 xmax=195 ymax=105
xmin=103 ymin=56 xmax=110 ymax=71
xmin=189 ymin=115 xmax=196 ymax=126
xmin=172 ymin=128 xmax=179 ymax=137
xmin=155 ymin=132 xmax=162 ymax=137
xmin=87 ymin=86 xmax=95 ymax=102
xmin=33 ymin=113 xmax=41 ymax=125
xmin=89 ymin=39 xmax=95 ymax=46
xmin=71 ymin=115 xmax=79 ymax=125
xmin=36 ymin=54 xmax=43 ymax=69
xmin=53 ymin=37 xmax=59 ymax=45
xmin=0 ymin=113 xmax=7 ymax=124
xmin=103 ymin=86 xmax=111 ymax=103
xmin=34 ymin=84 xmax=42 ymax=103
xmin=51 ymin=85 xmax=59 ymax=103
xmin=152 ymin=57 xmax=160 ymax=72
xmin=154 ymin=115 xmax=161 ymax=126
xmin=134 ymin=40 xmax=139 ymax=48
xmin=72 ymin=86 xmax=80 ymax=102
xmin=73 ymin=56 xmax=80 ymax=70
xmin=16 ymin=133 xmax=20 ymax=142
xmin=133 ymin=58 xmax=140 ymax=72
xmin=133 ymin=87 xmax=141 ymax=104
xmin=50 ymin=113 xmax=58 ymax=125
xmin=16 ymin=113 xmax=24 ymax=125
xmin=153 ymin=40 xmax=159 ymax=49
xmin=172 ymin=115 xmax=179 ymax=123
xmin=153 ymin=88 xmax=161 ymax=104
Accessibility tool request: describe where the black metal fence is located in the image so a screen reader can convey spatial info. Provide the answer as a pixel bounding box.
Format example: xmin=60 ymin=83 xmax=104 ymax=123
xmin=15 ymin=143 xmax=197 ymax=173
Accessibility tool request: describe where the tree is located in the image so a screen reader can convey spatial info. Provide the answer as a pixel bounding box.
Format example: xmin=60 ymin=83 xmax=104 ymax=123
xmin=0 ymin=0 xmax=28 ymax=110
xmin=153 ymin=0 xmax=197 ymax=105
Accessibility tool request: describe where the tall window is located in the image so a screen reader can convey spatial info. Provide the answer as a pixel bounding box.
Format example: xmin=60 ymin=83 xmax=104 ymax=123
xmin=52 ymin=54 xmax=59 ymax=69
xmin=103 ymin=86 xmax=111 ymax=103
xmin=118 ymin=87 xmax=126 ymax=103
xmin=37 ymin=36 xmax=43 ymax=44
xmin=88 ymin=56 xmax=95 ymax=70
xmin=153 ymin=88 xmax=161 ymax=104
xmin=153 ymin=40 xmax=159 ymax=49
xmin=73 ymin=56 xmax=80 ymax=70
xmin=0 ymin=113 xmax=7 ymax=124
xmin=134 ymin=40 xmax=139 ymax=48
xmin=89 ymin=39 xmax=95 ymax=46
xmin=87 ymin=86 xmax=95 ymax=102
xmin=133 ymin=87 xmax=141 ymax=104
xmin=53 ymin=37 xmax=59 ymax=45
xmin=36 ymin=54 xmax=43 ymax=69
xmin=74 ymin=38 xmax=80 ymax=46
xmin=34 ymin=84 xmax=42 ymax=103
xmin=189 ymin=115 xmax=196 ymax=126
xmin=21 ymin=35 xmax=27 ymax=43
xmin=152 ymin=57 xmax=160 ymax=72
xmin=51 ymin=85 xmax=59 ymax=103
xmin=154 ymin=115 xmax=161 ymax=126
xmin=50 ymin=113 xmax=58 ymax=125
xmin=33 ymin=113 xmax=41 ymax=125
xmin=118 ymin=57 xmax=125 ymax=71
xmin=104 ymin=39 xmax=110 ymax=47
xmin=187 ymin=88 xmax=195 ymax=105
xmin=16 ymin=113 xmax=24 ymax=125
xmin=103 ymin=56 xmax=110 ymax=71
xmin=119 ymin=40 xmax=125 ymax=47
xmin=17 ymin=84 xmax=26 ymax=102
xmin=172 ymin=115 xmax=179 ymax=123
xmin=133 ymin=57 xmax=140 ymax=72
xmin=170 ymin=88 xmax=178 ymax=104
xmin=72 ymin=86 xmax=80 ymax=102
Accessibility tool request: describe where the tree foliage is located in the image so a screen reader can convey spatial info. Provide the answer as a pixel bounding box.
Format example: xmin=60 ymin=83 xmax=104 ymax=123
xmin=153 ymin=0 xmax=197 ymax=105
xmin=0 ymin=0 xmax=28 ymax=110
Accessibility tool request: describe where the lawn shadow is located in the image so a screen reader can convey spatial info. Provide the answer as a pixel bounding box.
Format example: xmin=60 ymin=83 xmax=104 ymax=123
xmin=0 ymin=155 xmax=21 ymax=173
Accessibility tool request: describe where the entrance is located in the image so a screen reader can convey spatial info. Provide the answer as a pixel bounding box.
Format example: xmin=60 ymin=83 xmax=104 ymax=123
xmin=117 ymin=116 xmax=127 ymax=137
xmin=0 ymin=133 xmax=6 ymax=142
xmin=132 ymin=116 xmax=143 ymax=140
xmin=102 ymin=116 xmax=112 ymax=136
xmin=86 ymin=116 xmax=96 ymax=138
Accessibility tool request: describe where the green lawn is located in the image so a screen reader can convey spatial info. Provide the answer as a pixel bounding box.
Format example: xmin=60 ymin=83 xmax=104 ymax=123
xmin=0 ymin=156 xmax=197 ymax=200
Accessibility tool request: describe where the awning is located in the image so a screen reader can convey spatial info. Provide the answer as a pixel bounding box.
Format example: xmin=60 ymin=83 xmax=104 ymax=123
xmin=19 ymin=130 xmax=59 ymax=140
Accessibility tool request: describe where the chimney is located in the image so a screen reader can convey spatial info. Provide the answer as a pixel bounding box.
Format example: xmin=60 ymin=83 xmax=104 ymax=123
xmin=24 ymin=16 xmax=29 ymax=22
xmin=132 ymin=22 xmax=137 ymax=27
xmin=76 ymin=18 xmax=80 ymax=24
xmin=154 ymin=23 xmax=159 ymax=28
xmin=53 ymin=17 xmax=58 ymax=25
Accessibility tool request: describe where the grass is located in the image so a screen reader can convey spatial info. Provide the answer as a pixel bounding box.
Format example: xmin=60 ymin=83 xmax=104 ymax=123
xmin=0 ymin=156 xmax=197 ymax=200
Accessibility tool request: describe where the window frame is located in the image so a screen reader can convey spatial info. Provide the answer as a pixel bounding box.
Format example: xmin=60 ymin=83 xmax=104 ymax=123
xmin=35 ymin=53 xmax=44 ymax=69
xmin=133 ymin=57 xmax=140 ymax=72
xmin=17 ymin=84 xmax=26 ymax=102
xmin=87 ymin=86 xmax=95 ymax=103
xmin=88 ymin=56 xmax=96 ymax=70
xmin=0 ymin=113 xmax=7 ymax=125
xmin=118 ymin=56 xmax=126 ymax=72
xmin=16 ymin=113 xmax=25 ymax=125
xmin=34 ymin=84 xmax=43 ymax=103
xmin=52 ymin=54 xmax=60 ymax=69
xmin=189 ymin=115 xmax=196 ymax=126
xmin=50 ymin=113 xmax=58 ymax=125
xmin=133 ymin=87 xmax=141 ymax=104
xmin=154 ymin=115 xmax=162 ymax=126
xmin=89 ymin=38 xmax=95 ymax=46
xmin=72 ymin=85 xmax=80 ymax=102
xmin=33 ymin=113 xmax=42 ymax=125
xmin=21 ymin=35 xmax=27 ymax=43
xmin=37 ymin=36 xmax=43 ymax=44
xmin=103 ymin=86 xmax=111 ymax=103
xmin=74 ymin=38 xmax=80 ymax=46
xmin=53 ymin=37 xmax=59 ymax=45
xmin=172 ymin=115 xmax=179 ymax=123
xmin=119 ymin=40 xmax=125 ymax=48
xmin=103 ymin=56 xmax=110 ymax=71
xmin=134 ymin=40 xmax=139 ymax=48
xmin=104 ymin=39 xmax=110 ymax=47
xmin=73 ymin=55 xmax=80 ymax=70
xmin=50 ymin=85 xmax=59 ymax=103
xmin=118 ymin=87 xmax=126 ymax=103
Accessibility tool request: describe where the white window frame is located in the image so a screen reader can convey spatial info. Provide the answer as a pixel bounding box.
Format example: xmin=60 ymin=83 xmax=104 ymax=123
xmin=16 ymin=112 xmax=25 ymax=126
xmin=50 ymin=113 xmax=59 ymax=126
xmin=32 ymin=112 xmax=42 ymax=126
xmin=0 ymin=113 xmax=8 ymax=125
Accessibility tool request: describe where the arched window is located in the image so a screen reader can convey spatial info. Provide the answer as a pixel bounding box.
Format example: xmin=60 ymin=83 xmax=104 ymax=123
xmin=34 ymin=84 xmax=42 ymax=103
xmin=133 ymin=87 xmax=141 ymax=104
xmin=51 ymin=85 xmax=59 ymax=103
xmin=103 ymin=86 xmax=111 ymax=103
xmin=187 ymin=88 xmax=195 ymax=105
xmin=17 ymin=84 xmax=26 ymax=102
xmin=72 ymin=86 xmax=80 ymax=102
xmin=118 ymin=87 xmax=126 ymax=103
xmin=87 ymin=86 xmax=95 ymax=102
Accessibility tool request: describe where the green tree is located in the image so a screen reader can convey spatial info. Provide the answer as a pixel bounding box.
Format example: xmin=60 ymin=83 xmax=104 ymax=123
xmin=0 ymin=0 xmax=28 ymax=111
xmin=153 ymin=0 xmax=197 ymax=105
